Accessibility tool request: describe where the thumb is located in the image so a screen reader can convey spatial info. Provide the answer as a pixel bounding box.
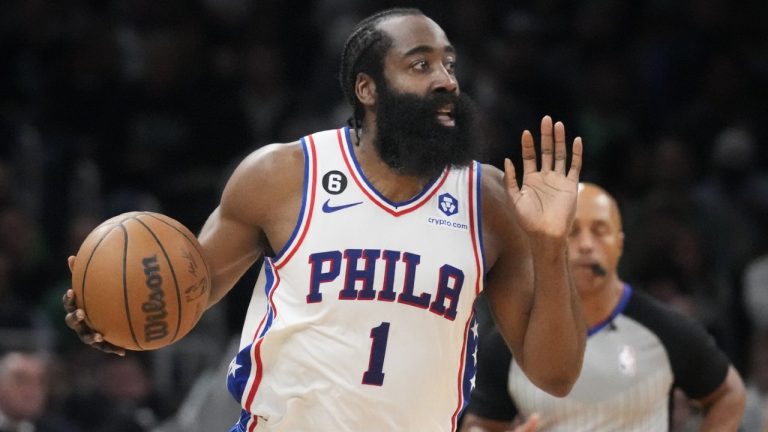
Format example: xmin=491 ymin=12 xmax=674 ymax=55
xmin=67 ymin=255 xmax=76 ymax=273
xmin=504 ymin=158 xmax=521 ymax=203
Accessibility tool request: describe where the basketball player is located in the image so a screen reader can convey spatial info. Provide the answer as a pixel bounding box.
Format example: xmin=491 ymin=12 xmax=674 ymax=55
xmin=460 ymin=183 xmax=746 ymax=432
xmin=64 ymin=8 xmax=588 ymax=431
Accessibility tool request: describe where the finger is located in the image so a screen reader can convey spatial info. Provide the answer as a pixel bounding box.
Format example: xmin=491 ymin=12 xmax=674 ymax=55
xmin=92 ymin=341 xmax=126 ymax=357
xmin=539 ymin=116 xmax=553 ymax=172
xmin=504 ymin=158 xmax=521 ymax=200
xmin=64 ymin=308 xmax=85 ymax=329
xmin=62 ymin=289 xmax=77 ymax=312
xmin=77 ymin=329 xmax=103 ymax=345
xmin=554 ymin=121 xmax=567 ymax=174
xmin=520 ymin=130 xmax=537 ymax=175
xmin=68 ymin=255 xmax=76 ymax=273
xmin=566 ymin=137 xmax=583 ymax=181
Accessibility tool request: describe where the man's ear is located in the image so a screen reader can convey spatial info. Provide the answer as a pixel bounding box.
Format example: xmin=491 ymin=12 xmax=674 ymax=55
xmin=355 ymin=72 xmax=377 ymax=108
xmin=617 ymin=231 xmax=625 ymax=259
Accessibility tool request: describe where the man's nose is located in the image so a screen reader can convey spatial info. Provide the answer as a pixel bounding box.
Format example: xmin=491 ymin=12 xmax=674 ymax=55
xmin=431 ymin=65 xmax=458 ymax=94
xmin=576 ymin=232 xmax=594 ymax=252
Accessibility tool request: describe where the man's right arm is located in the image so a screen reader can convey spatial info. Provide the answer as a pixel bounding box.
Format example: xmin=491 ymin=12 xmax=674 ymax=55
xmin=64 ymin=141 xmax=305 ymax=350
xmin=198 ymin=142 xmax=305 ymax=308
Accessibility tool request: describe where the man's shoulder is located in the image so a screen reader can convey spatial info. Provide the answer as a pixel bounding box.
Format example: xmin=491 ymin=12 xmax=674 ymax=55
xmin=622 ymin=287 xmax=712 ymax=342
xmin=251 ymin=127 xmax=346 ymax=166
xmin=239 ymin=140 xmax=304 ymax=174
xmin=475 ymin=163 xmax=506 ymax=200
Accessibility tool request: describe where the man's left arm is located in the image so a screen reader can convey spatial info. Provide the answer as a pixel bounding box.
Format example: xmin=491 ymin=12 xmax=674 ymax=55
xmin=695 ymin=366 xmax=746 ymax=432
xmin=481 ymin=116 xmax=586 ymax=397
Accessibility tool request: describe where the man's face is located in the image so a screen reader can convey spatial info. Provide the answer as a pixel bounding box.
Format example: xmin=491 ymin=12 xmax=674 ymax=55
xmin=567 ymin=184 xmax=624 ymax=297
xmin=0 ymin=354 xmax=47 ymax=420
xmin=370 ymin=15 xmax=480 ymax=178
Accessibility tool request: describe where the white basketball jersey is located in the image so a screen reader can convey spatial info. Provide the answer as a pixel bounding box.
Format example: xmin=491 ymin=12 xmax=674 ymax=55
xmin=227 ymin=127 xmax=486 ymax=432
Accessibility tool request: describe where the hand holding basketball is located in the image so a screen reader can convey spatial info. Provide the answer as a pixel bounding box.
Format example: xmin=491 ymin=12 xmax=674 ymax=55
xmin=64 ymin=212 xmax=211 ymax=352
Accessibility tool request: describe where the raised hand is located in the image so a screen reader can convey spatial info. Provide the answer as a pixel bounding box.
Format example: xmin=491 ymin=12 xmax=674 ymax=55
xmin=503 ymin=116 xmax=582 ymax=239
xmin=63 ymin=256 xmax=125 ymax=356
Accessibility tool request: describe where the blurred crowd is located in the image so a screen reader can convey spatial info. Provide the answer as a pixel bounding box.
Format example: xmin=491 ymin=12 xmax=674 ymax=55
xmin=1 ymin=0 xmax=767 ymax=431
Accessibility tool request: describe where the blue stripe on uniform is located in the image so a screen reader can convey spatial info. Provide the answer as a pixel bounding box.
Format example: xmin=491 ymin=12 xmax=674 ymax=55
xmin=273 ymin=137 xmax=311 ymax=260
xmin=474 ymin=162 xmax=487 ymax=279
xmin=460 ymin=315 xmax=479 ymax=414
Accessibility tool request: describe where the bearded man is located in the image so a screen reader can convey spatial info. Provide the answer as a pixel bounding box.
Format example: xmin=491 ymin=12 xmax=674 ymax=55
xmin=65 ymin=8 xmax=587 ymax=431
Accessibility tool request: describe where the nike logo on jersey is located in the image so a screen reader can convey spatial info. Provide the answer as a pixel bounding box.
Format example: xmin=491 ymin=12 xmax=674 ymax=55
xmin=322 ymin=199 xmax=363 ymax=213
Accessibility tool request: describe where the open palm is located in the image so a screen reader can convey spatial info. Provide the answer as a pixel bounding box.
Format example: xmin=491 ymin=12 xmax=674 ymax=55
xmin=504 ymin=116 xmax=583 ymax=238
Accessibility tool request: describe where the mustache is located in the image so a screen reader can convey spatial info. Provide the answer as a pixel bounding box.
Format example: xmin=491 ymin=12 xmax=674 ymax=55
xmin=421 ymin=90 xmax=462 ymax=110
xmin=590 ymin=263 xmax=607 ymax=276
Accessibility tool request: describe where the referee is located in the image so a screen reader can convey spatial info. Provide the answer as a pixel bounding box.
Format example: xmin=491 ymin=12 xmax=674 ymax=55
xmin=461 ymin=183 xmax=746 ymax=432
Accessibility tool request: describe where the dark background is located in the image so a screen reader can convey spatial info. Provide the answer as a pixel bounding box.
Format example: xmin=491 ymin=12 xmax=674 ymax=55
xmin=1 ymin=1 xmax=767 ymax=430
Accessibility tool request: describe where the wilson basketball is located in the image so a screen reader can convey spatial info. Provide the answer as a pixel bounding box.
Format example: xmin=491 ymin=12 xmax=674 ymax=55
xmin=71 ymin=211 xmax=211 ymax=351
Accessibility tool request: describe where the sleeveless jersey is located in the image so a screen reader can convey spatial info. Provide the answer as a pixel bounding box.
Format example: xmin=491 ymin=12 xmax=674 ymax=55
xmin=227 ymin=127 xmax=486 ymax=432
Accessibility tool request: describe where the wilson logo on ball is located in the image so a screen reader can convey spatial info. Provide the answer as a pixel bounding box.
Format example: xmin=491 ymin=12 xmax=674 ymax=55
xmin=142 ymin=255 xmax=169 ymax=342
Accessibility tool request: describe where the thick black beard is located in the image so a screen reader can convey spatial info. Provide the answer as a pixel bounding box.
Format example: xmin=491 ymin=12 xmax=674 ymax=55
xmin=373 ymin=82 xmax=480 ymax=178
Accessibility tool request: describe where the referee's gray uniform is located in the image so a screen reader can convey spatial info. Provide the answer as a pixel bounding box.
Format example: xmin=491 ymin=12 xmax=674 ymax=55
xmin=465 ymin=284 xmax=730 ymax=431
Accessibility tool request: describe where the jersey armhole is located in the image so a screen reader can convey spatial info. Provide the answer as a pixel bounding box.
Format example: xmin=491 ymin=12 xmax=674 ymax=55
xmin=272 ymin=135 xmax=317 ymax=266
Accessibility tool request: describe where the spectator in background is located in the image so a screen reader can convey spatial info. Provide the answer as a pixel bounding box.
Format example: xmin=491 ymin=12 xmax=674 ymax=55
xmin=62 ymin=352 xmax=169 ymax=432
xmin=0 ymin=350 xmax=79 ymax=432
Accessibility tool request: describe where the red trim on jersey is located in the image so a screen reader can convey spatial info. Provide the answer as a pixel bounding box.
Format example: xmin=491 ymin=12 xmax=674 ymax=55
xmin=244 ymin=337 xmax=265 ymax=418
xmin=247 ymin=414 xmax=258 ymax=431
xmin=450 ymin=313 xmax=474 ymax=431
xmin=275 ymin=134 xmax=318 ymax=269
xmin=450 ymin=165 xmax=482 ymax=430
xmin=250 ymin=262 xmax=282 ymax=342
xmin=268 ymin=266 xmax=280 ymax=320
xmin=468 ymin=164 xmax=483 ymax=296
xmin=244 ymin=260 xmax=282 ymax=425
xmin=337 ymin=129 xmax=450 ymax=217
xmin=251 ymin=312 xmax=268 ymax=343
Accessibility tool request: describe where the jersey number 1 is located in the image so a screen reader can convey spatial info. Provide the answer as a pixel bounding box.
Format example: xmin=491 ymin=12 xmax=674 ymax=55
xmin=362 ymin=322 xmax=390 ymax=386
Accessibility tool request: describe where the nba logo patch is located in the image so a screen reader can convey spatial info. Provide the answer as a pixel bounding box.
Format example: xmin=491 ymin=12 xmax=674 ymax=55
xmin=618 ymin=345 xmax=636 ymax=376
xmin=438 ymin=193 xmax=459 ymax=217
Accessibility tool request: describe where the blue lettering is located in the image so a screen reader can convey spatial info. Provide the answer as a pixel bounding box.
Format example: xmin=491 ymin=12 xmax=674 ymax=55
xmin=396 ymin=252 xmax=431 ymax=309
xmin=378 ymin=250 xmax=400 ymax=302
xmin=429 ymin=265 xmax=464 ymax=320
xmin=339 ymin=249 xmax=381 ymax=300
xmin=306 ymin=249 xmax=465 ymax=322
xmin=307 ymin=251 xmax=342 ymax=303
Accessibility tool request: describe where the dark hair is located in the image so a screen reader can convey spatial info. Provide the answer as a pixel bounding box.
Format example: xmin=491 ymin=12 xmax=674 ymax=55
xmin=339 ymin=8 xmax=423 ymax=133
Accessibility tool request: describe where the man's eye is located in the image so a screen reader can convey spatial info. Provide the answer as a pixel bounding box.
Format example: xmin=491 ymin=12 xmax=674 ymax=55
xmin=445 ymin=61 xmax=456 ymax=74
xmin=593 ymin=226 xmax=610 ymax=236
xmin=412 ymin=60 xmax=429 ymax=71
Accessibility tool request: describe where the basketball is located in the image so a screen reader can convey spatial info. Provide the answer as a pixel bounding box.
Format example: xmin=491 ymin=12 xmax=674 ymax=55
xmin=70 ymin=211 xmax=211 ymax=351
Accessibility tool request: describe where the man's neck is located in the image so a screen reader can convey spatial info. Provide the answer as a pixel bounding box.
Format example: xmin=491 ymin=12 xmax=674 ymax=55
xmin=581 ymin=277 xmax=626 ymax=329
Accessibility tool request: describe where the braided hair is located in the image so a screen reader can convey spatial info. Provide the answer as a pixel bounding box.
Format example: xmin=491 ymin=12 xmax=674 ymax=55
xmin=339 ymin=8 xmax=423 ymax=140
